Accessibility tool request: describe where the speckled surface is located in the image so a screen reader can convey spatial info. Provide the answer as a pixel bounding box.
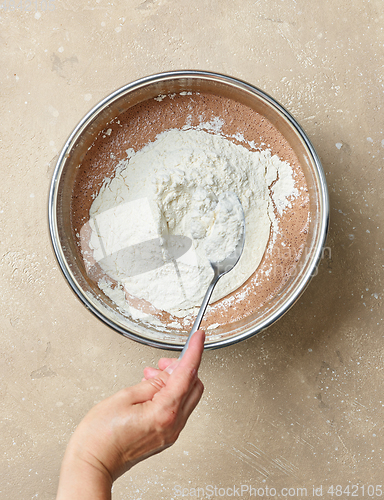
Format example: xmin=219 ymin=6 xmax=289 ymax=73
xmin=1 ymin=1 xmax=384 ymax=499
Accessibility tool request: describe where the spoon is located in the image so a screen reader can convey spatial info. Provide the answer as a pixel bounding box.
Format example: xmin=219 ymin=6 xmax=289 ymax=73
xmin=179 ymin=192 xmax=245 ymax=358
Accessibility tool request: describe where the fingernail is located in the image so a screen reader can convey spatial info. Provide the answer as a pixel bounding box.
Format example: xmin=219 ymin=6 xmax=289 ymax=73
xmin=196 ymin=329 xmax=206 ymax=341
xmin=165 ymin=361 xmax=178 ymax=374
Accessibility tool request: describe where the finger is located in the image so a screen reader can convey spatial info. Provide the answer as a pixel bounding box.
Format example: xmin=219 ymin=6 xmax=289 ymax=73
xmin=154 ymin=330 xmax=205 ymax=408
xmin=181 ymin=378 xmax=204 ymax=419
xmin=164 ymin=360 xmax=179 ymax=375
xmin=164 ymin=329 xmax=205 ymax=375
xmin=169 ymin=329 xmax=205 ymax=376
xmin=143 ymin=357 xmax=178 ymax=380
xmin=167 ymin=379 xmax=204 ymax=438
xmin=125 ymin=371 xmax=171 ymax=405
xmin=158 ymin=357 xmax=177 ymax=371
xmin=137 ymin=330 xmax=204 ymax=407
xmin=178 ymin=329 xmax=205 ymax=370
xmin=143 ymin=366 xmax=162 ymax=380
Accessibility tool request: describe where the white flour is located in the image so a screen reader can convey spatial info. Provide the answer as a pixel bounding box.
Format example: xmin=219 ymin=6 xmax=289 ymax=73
xmin=195 ymin=190 xmax=244 ymax=264
xmin=86 ymin=128 xmax=298 ymax=319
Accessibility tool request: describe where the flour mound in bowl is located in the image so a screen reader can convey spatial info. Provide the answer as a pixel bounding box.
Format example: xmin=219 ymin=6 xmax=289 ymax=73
xmin=86 ymin=128 xmax=298 ymax=319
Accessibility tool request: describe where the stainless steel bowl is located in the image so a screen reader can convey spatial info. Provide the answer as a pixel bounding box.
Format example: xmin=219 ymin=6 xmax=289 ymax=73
xmin=48 ymin=70 xmax=329 ymax=350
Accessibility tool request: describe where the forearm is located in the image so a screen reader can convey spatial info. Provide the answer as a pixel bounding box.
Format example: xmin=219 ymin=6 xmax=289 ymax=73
xmin=56 ymin=447 xmax=112 ymax=500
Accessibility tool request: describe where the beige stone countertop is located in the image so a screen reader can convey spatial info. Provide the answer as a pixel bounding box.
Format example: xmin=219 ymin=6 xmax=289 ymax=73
xmin=1 ymin=1 xmax=384 ymax=499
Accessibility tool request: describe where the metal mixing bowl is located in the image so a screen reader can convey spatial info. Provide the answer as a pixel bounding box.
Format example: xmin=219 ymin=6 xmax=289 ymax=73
xmin=48 ymin=70 xmax=329 ymax=350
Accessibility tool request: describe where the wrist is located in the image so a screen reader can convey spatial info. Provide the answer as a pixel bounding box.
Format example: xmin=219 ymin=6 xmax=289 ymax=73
xmin=56 ymin=444 xmax=113 ymax=500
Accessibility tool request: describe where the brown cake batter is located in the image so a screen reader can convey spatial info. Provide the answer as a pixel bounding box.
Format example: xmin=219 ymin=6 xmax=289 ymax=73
xmin=70 ymin=91 xmax=310 ymax=332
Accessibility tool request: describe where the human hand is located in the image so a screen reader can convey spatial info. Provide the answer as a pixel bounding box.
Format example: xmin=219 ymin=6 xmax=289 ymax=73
xmin=56 ymin=329 xmax=205 ymax=500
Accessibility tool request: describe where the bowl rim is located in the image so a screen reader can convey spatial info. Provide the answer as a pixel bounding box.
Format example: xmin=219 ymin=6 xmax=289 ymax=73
xmin=48 ymin=69 xmax=329 ymax=350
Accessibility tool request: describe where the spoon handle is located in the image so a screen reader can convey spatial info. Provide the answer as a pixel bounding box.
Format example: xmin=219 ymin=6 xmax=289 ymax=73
xmin=179 ymin=271 xmax=220 ymax=359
